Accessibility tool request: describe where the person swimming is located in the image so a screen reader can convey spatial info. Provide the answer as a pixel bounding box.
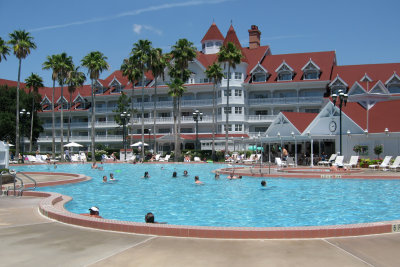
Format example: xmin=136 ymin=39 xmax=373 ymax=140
xmin=214 ymin=173 xmax=220 ymax=179
xmin=183 ymin=170 xmax=188 ymax=177
xmin=143 ymin=171 xmax=150 ymax=178
xmin=109 ymin=173 xmax=115 ymax=181
xmin=261 ymin=180 xmax=267 ymax=187
xmin=172 ymin=171 xmax=177 ymax=178
xmin=91 ymin=162 xmax=98 ymax=169
xmin=102 ymin=175 xmax=107 ymax=183
xmin=194 ymin=176 xmax=203 ymax=185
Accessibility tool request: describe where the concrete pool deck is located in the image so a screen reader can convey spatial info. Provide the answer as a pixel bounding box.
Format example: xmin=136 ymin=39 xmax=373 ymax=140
xmin=2 ymin=195 xmax=400 ymax=266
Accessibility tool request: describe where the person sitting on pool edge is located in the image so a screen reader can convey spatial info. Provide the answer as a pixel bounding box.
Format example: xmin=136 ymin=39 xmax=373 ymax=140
xmin=194 ymin=176 xmax=203 ymax=184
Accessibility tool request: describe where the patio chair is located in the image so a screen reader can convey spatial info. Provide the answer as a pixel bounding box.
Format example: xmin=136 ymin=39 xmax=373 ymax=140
xmin=275 ymin=157 xmax=287 ymax=168
xmin=389 ymin=156 xmax=400 ymax=172
xmin=332 ymin=155 xmax=344 ymax=167
xmin=318 ymin=154 xmax=336 ymax=166
xmin=286 ymin=157 xmax=296 ymax=167
xmin=26 ymin=155 xmax=37 ymax=163
xmin=159 ymin=154 xmax=171 ymax=162
xmin=70 ymin=154 xmax=80 ymax=162
xmin=79 ymin=152 xmax=87 ymax=162
xmin=369 ymin=156 xmax=392 ymax=170
xmin=343 ymin=156 xmax=359 ymax=169
xmin=194 ymin=156 xmax=201 ymax=162
xmin=243 ymin=154 xmax=256 ymax=164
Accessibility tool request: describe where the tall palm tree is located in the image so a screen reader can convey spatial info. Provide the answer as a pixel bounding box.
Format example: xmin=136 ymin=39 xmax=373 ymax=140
xmin=66 ymin=66 xmax=86 ymax=142
xmin=8 ymin=30 xmax=36 ymax=157
xmin=81 ymin=51 xmax=109 ymax=162
xmin=168 ymin=78 xmax=186 ymax=157
xmin=121 ymin=56 xmax=141 ymax=146
xmin=169 ymin=39 xmax=196 ymax=160
xmin=55 ymin=53 xmax=73 ymax=160
xmin=43 ymin=54 xmax=59 ymax=158
xmin=205 ymin=63 xmax=224 ymax=160
xmin=130 ymin=40 xmax=152 ymax=160
xmin=0 ymin=37 xmax=10 ymax=62
xmin=218 ymin=42 xmax=242 ymax=152
xmin=25 ymin=73 xmax=44 ymax=152
xmin=150 ymin=48 xmax=169 ymax=153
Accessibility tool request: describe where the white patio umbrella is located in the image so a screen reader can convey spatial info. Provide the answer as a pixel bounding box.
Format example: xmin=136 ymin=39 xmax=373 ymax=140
xmin=131 ymin=142 xmax=149 ymax=147
xmin=64 ymin=142 xmax=83 ymax=147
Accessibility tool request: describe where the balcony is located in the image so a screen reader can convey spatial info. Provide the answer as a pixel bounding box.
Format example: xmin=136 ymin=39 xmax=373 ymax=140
xmin=246 ymin=115 xmax=276 ymax=123
xmin=37 ymin=135 xmax=122 ymax=143
xmin=248 ymin=96 xmax=322 ymax=106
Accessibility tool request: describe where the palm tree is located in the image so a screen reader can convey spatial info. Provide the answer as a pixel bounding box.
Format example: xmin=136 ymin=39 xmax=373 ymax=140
xmin=55 ymin=53 xmax=73 ymax=160
xmin=66 ymin=66 xmax=86 ymax=142
xmin=205 ymin=63 xmax=224 ymax=160
xmin=168 ymin=78 xmax=186 ymax=157
xmin=218 ymin=42 xmax=242 ymax=152
xmin=43 ymin=55 xmax=59 ymax=158
xmin=8 ymin=30 xmax=36 ymax=157
xmin=81 ymin=51 xmax=109 ymax=162
xmin=130 ymin=40 xmax=152 ymax=160
xmin=121 ymin=56 xmax=141 ymax=146
xmin=150 ymin=48 xmax=169 ymax=153
xmin=169 ymin=39 xmax=196 ymax=160
xmin=25 ymin=73 xmax=44 ymax=152
xmin=0 ymin=37 xmax=10 ymax=62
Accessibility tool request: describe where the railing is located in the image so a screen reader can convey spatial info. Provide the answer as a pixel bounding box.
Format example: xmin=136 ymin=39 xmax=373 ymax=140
xmin=248 ymin=96 xmax=322 ymax=105
xmin=1 ymin=170 xmax=36 ymax=197
xmin=246 ymin=115 xmax=276 ymax=122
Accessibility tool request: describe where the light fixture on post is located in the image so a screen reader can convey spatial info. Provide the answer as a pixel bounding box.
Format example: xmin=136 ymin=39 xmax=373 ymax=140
xmin=148 ymin=128 xmax=151 ymax=153
xmin=307 ymin=131 xmax=313 ymax=167
xmin=291 ymin=131 xmax=297 ymax=166
xmin=331 ymin=89 xmax=348 ymax=156
xmin=277 ymin=132 xmax=282 ymax=159
xmin=120 ymin=111 xmax=130 ymax=161
xmin=385 ymin=128 xmax=389 ymax=136
xmin=241 ymin=136 xmax=244 ymax=151
xmin=192 ymin=109 xmax=203 ymax=150
xmin=19 ymin=109 xmax=31 ymax=164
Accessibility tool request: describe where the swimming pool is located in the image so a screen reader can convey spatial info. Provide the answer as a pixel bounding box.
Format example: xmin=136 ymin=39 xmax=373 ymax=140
xmin=13 ymin=163 xmax=400 ymax=228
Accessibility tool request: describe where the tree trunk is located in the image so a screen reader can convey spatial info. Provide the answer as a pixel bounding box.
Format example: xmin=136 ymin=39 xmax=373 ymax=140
xmin=29 ymin=96 xmax=34 ymax=152
xmin=51 ymin=80 xmax=55 ymax=158
xmin=225 ymin=64 xmax=230 ymax=153
xmin=60 ymin=84 xmax=64 ymax=161
xmin=15 ymin=58 xmax=21 ymax=158
xmin=153 ymin=78 xmax=157 ymax=153
xmin=91 ymin=79 xmax=96 ymax=162
xmin=130 ymin=85 xmax=134 ymax=146
xmin=141 ymin=75 xmax=145 ymax=160
xmin=177 ymin=97 xmax=181 ymax=159
xmin=173 ymin=96 xmax=178 ymax=161
xmin=212 ymin=81 xmax=216 ymax=160
xmin=67 ymin=93 xmax=72 ymax=143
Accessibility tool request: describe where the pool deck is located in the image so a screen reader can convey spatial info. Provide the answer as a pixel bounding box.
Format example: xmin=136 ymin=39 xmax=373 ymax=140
xmin=2 ymin=164 xmax=400 ymax=265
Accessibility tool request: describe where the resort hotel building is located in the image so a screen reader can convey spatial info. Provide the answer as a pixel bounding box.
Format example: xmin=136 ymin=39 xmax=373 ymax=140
xmin=1 ymin=23 xmax=400 ymax=161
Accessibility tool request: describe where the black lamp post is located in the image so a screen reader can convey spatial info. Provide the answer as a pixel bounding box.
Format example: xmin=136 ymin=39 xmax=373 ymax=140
xmin=192 ymin=109 xmax=203 ymax=150
xmin=19 ymin=109 xmax=30 ymax=163
xmin=120 ymin=111 xmax=130 ymax=161
xmin=148 ymin=128 xmax=151 ymax=152
xmin=331 ymin=89 xmax=348 ymax=156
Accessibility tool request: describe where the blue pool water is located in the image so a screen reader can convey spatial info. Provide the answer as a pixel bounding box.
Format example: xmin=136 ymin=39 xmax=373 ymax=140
xmin=13 ymin=163 xmax=400 ymax=227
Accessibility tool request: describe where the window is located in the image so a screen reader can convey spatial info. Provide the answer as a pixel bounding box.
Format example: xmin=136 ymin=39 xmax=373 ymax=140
xmin=278 ymin=72 xmax=292 ymax=81
xmin=215 ymin=41 xmax=222 ymax=47
xmin=224 ymin=90 xmax=232 ymax=96
xmin=159 ymin=112 xmax=169 ymax=118
xmin=181 ymin=112 xmax=190 ymax=117
xmin=235 ymin=107 xmax=242 ymax=114
xmin=224 ymin=107 xmax=232 ymax=114
xmin=202 ymin=78 xmax=210 ymax=83
xmin=255 ymin=127 xmax=268 ymax=132
xmin=218 ymin=91 xmax=221 ymax=97
xmin=223 ymin=72 xmax=232 ymax=79
xmin=235 ymin=89 xmax=242 ymax=96
xmin=206 ymin=42 xmax=213 ymax=47
xmin=202 ymin=43 xmax=205 ymax=49
xmin=235 ymin=124 xmax=242 ymax=131
xmin=255 ymin=110 xmax=268 ymax=115
xmin=304 ymin=71 xmax=319 ymax=80
xmin=97 ymin=117 xmax=106 ymax=122
xmin=388 ymin=84 xmax=400 ymax=94
xmin=253 ymin=73 xmax=266 ymax=82
xmin=180 ymin=128 xmax=192 ymax=133
xmin=235 ymin=72 xmax=242 ymax=80
xmin=224 ymin=124 xmax=232 ymax=131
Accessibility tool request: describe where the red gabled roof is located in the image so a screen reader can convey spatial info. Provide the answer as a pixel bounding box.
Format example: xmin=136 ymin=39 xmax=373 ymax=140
xmin=223 ymin=25 xmax=242 ymax=49
xmin=201 ymin=22 xmax=224 ymax=42
xmin=331 ymin=63 xmax=400 ymax=92
xmin=196 ymin=51 xmax=218 ymax=69
xmin=282 ymin=112 xmax=318 ymax=133
xmin=254 ymin=51 xmax=336 ymax=83
xmin=242 ymin=45 xmax=270 ymax=81
xmin=0 ymin=78 xmax=27 ymax=90
xmin=342 ymin=99 xmax=400 ymax=133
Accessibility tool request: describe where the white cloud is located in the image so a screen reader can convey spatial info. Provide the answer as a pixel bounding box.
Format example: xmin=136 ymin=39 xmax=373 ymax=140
xmin=29 ymin=0 xmax=230 ymax=32
xmin=133 ymin=24 xmax=162 ymax=35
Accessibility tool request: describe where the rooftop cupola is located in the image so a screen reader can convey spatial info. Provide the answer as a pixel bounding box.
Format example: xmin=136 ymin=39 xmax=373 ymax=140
xmin=201 ymin=22 xmax=224 ymax=54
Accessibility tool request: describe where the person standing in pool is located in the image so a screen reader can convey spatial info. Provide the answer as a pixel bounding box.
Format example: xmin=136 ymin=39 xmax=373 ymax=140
xmin=143 ymin=171 xmax=150 ymax=178
xmin=261 ymin=180 xmax=267 ymax=187
xmin=183 ymin=170 xmax=188 ymax=176
xmin=109 ymin=173 xmax=115 ymax=181
xmin=194 ymin=176 xmax=203 ymax=184
xmin=102 ymin=175 xmax=107 ymax=183
xmin=172 ymin=171 xmax=177 ymax=178
xmin=81 ymin=206 xmax=102 ymax=218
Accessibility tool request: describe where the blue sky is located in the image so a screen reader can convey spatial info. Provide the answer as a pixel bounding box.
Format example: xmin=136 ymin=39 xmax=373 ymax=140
xmin=1 ymin=0 xmax=399 ymax=86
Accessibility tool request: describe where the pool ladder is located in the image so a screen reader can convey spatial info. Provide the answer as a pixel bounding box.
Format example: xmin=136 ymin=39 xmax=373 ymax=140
xmin=1 ymin=170 xmax=37 ymax=197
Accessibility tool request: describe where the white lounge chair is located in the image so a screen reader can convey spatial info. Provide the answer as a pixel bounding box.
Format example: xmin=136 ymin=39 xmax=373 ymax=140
xmin=286 ymin=157 xmax=296 ymax=167
xmin=79 ymin=152 xmax=87 ymax=162
xmin=159 ymin=154 xmax=171 ymax=162
xmin=243 ymin=154 xmax=256 ymax=164
xmin=26 ymin=155 xmax=37 ymax=163
xmin=332 ymin=156 xmax=344 ymax=167
xmin=70 ymin=154 xmax=80 ymax=162
xmin=318 ymin=154 xmax=336 ymax=166
xmin=275 ymin=157 xmax=287 ymax=168
xmin=389 ymin=156 xmax=400 ymax=172
xmin=35 ymin=155 xmax=45 ymax=163
xmin=194 ymin=156 xmax=201 ymax=162
xmin=343 ymin=156 xmax=359 ymax=169
xmin=369 ymin=156 xmax=392 ymax=170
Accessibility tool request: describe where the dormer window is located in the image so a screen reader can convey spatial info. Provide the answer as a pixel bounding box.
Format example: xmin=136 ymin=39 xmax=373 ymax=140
xmin=302 ymin=59 xmax=320 ymax=80
xmin=329 ymin=75 xmax=348 ymax=95
xmin=57 ymin=96 xmax=69 ymax=110
xmin=360 ymin=73 xmax=372 ymax=83
xmin=73 ymin=94 xmax=87 ymax=109
xmin=275 ymin=61 xmax=294 ymax=81
xmin=250 ymin=63 xmax=269 ymax=83
xmin=41 ymin=96 xmax=52 ymax=111
xmin=202 ymin=43 xmax=205 ymax=49
xmin=94 ymin=80 xmax=104 ymax=94
xmin=206 ymin=42 xmax=213 ymax=47
xmin=385 ymin=72 xmax=400 ymax=94
xmin=215 ymin=41 xmax=222 ymax=47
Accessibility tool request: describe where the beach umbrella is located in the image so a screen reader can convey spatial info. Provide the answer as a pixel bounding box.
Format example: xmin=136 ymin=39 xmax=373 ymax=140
xmin=64 ymin=142 xmax=83 ymax=147
xmin=131 ymin=142 xmax=149 ymax=147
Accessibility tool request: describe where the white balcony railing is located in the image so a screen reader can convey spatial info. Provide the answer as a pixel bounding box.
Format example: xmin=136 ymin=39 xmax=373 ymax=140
xmin=248 ymin=96 xmax=322 ymax=105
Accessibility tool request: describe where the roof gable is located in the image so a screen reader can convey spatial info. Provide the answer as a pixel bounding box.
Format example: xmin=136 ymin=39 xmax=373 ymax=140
xmin=201 ymin=22 xmax=224 ymax=42
xmin=301 ymin=58 xmax=321 ymax=71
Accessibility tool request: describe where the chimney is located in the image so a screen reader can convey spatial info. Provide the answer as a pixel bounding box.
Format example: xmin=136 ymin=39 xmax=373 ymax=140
xmin=248 ymin=25 xmax=261 ymax=49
